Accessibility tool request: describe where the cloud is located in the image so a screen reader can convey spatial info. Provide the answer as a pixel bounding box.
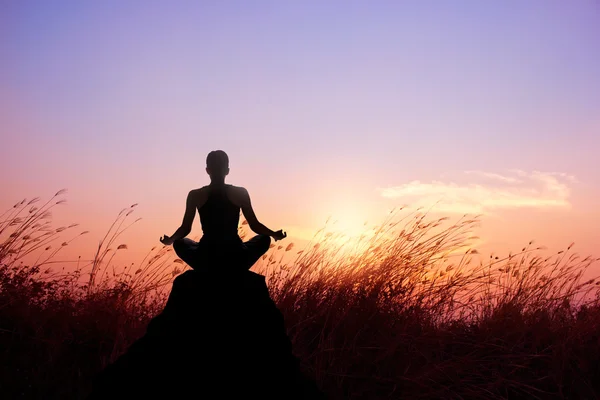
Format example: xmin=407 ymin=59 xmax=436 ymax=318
xmin=379 ymin=170 xmax=573 ymax=214
xmin=464 ymin=170 xmax=522 ymax=184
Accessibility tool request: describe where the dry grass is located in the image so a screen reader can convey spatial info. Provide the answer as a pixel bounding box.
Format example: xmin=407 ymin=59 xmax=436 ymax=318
xmin=1 ymin=193 xmax=599 ymax=399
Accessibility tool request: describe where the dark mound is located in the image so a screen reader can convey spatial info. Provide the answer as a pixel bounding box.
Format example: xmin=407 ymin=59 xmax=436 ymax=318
xmin=88 ymin=269 xmax=324 ymax=399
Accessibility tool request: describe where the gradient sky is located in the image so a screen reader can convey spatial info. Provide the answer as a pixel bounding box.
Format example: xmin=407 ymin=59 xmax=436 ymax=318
xmin=1 ymin=1 xmax=599 ymax=267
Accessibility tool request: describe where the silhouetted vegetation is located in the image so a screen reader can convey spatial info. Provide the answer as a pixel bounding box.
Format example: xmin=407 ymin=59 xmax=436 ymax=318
xmin=1 ymin=192 xmax=599 ymax=399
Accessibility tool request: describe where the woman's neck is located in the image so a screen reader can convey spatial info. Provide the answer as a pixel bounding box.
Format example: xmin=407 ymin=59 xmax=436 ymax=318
xmin=210 ymin=178 xmax=226 ymax=186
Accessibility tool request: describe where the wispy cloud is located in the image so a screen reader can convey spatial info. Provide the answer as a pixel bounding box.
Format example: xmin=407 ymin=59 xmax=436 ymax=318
xmin=464 ymin=170 xmax=522 ymax=184
xmin=379 ymin=170 xmax=574 ymax=214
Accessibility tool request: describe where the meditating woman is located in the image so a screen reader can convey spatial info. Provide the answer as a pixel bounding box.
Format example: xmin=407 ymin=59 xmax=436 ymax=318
xmin=159 ymin=150 xmax=287 ymax=271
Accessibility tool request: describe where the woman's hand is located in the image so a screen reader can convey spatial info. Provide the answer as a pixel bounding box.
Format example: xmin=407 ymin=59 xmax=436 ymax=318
xmin=160 ymin=235 xmax=174 ymax=246
xmin=272 ymin=230 xmax=287 ymax=241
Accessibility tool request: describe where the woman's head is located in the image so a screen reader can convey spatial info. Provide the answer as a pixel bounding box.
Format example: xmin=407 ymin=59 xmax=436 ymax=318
xmin=206 ymin=150 xmax=229 ymax=179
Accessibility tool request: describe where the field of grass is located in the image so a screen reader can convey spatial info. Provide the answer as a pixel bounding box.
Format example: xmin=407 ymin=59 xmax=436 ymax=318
xmin=1 ymin=191 xmax=600 ymax=399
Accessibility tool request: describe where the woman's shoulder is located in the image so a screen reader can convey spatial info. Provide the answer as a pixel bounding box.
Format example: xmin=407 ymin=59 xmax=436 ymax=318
xmin=190 ymin=186 xmax=209 ymax=195
xmin=189 ymin=187 xmax=210 ymax=203
xmin=226 ymin=184 xmax=247 ymax=192
xmin=225 ymin=185 xmax=249 ymax=204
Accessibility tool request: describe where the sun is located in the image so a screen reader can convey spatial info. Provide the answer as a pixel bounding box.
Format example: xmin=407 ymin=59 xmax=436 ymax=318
xmin=323 ymin=205 xmax=374 ymax=243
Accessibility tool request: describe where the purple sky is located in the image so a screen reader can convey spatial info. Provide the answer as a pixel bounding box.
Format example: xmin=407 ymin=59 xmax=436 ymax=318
xmin=1 ymin=1 xmax=599 ymax=262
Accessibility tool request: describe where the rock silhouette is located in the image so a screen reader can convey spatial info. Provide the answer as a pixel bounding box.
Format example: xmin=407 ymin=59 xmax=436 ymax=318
xmin=88 ymin=268 xmax=324 ymax=399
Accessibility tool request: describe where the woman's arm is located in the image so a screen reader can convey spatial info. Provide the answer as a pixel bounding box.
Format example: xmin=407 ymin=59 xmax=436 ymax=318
xmin=160 ymin=190 xmax=200 ymax=245
xmin=239 ymin=188 xmax=286 ymax=241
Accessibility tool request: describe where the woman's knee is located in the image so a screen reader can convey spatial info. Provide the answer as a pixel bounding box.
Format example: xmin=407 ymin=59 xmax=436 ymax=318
xmin=259 ymin=234 xmax=271 ymax=252
xmin=172 ymin=239 xmax=186 ymax=256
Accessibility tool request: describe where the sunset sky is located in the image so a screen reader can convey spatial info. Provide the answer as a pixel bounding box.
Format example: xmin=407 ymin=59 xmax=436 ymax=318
xmin=1 ymin=1 xmax=599 ymax=268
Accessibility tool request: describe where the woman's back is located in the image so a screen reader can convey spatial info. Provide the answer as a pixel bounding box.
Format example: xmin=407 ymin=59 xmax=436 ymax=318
xmin=198 ymin=184 xmax=241 ymax=243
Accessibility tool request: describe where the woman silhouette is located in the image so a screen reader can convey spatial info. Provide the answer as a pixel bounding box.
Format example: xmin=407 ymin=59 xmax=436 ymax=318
xmin=159 ymin=150 xmax=286 ymax=271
